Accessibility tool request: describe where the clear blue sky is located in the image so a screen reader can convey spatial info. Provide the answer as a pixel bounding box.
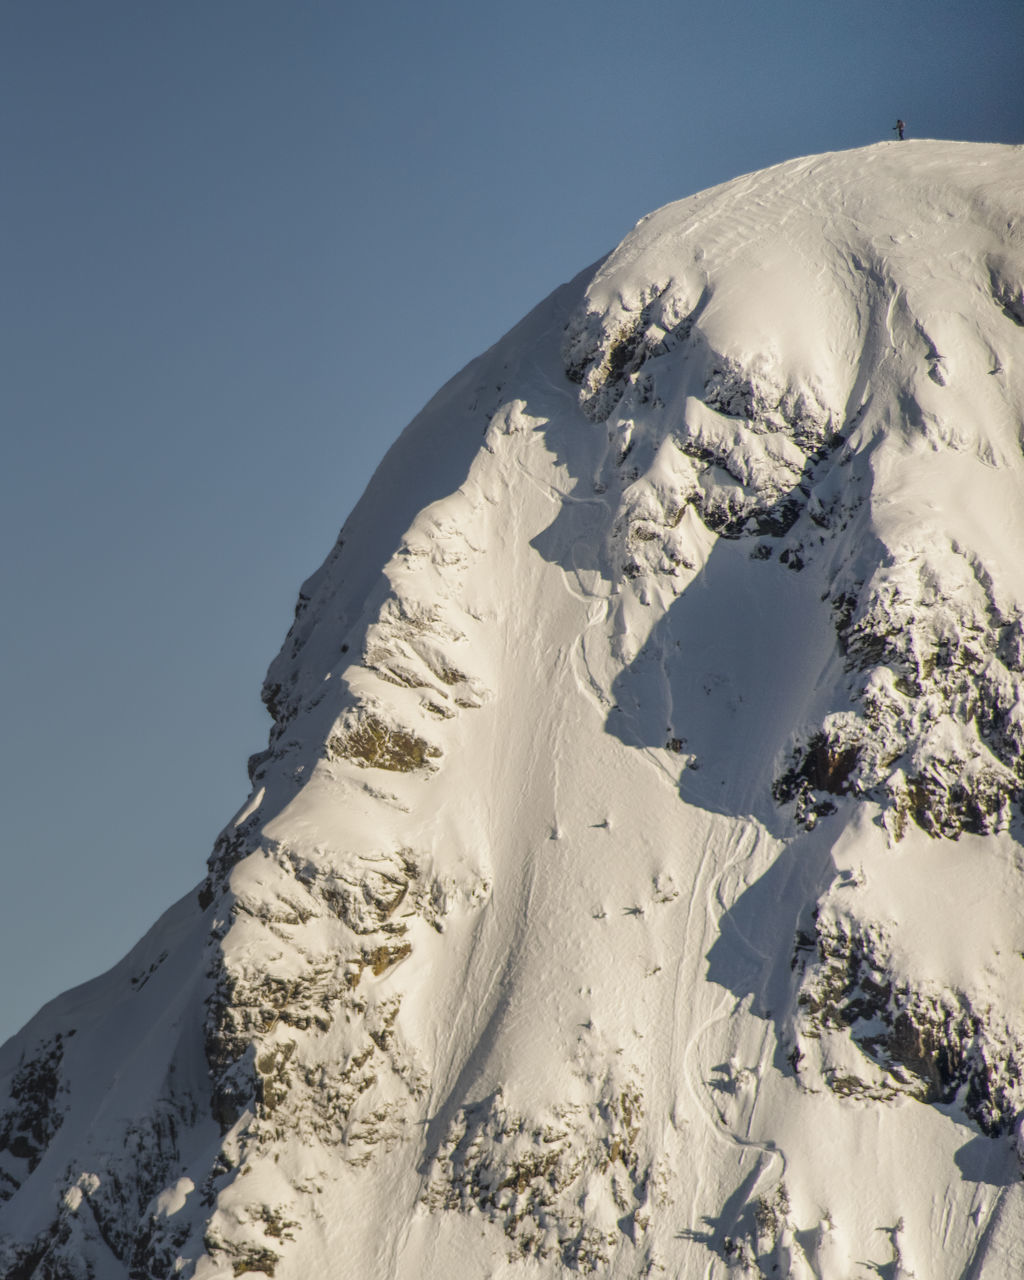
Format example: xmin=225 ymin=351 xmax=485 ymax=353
xmin=1 ymin=0 xmax=1021 ymax=1045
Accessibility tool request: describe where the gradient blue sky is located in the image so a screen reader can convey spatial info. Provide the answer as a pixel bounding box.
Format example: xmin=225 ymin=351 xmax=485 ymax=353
xmin=1 ymin=0 xmax=1021 ymax=1045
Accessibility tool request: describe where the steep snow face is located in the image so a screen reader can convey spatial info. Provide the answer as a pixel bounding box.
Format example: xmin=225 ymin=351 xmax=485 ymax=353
xmin=3 ymin=140 xmax=1024 ymax=1280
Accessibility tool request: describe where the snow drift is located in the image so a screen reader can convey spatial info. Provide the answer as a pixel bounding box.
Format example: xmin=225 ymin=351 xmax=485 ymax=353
xmin=3 ymin=139 xmax=1024 ymax=1279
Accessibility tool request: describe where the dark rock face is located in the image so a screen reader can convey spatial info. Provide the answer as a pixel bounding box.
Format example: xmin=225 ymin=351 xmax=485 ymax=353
xmin=423 ymin=1082 xmax=650 ymax=1273
xmin=794 ymin=915 xmax=1024 ymax=1136
xmin=0 ymin=1034 xmax=67 ymax=1182
xmin=0 ymin=1093 xmax=197 ymax=1279
xmin=202 ymin=842 xmax=432 ymax=1147
xmin=326 ymin=713 xmax=441 ymax=773
xmin=773 ymin=731 xmax=860 ymax=828
xmin=773 ymin=539 xmax=1024 ymax=840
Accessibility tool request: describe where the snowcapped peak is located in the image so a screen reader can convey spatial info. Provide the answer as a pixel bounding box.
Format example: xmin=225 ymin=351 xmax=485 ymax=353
xmin=4 ymin=141 xmax=1024 ymax=1279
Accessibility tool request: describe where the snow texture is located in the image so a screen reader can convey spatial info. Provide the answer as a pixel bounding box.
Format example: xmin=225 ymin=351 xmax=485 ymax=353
xmin=3 ymin=140 xmax=1024 ymax=1279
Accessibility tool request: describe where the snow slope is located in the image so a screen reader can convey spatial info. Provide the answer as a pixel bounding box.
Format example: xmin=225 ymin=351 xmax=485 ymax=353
xmin=3 ymin=139 xmax=1024 ymax=1279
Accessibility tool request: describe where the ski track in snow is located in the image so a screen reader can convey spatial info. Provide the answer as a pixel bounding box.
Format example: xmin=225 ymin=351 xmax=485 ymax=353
xmin=672 ymin=821 xmax=788 ymax=1252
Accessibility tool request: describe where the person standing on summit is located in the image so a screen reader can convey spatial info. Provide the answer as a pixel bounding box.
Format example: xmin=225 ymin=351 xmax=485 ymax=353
xmin=894 ymin=119 xmax=906 ymax=140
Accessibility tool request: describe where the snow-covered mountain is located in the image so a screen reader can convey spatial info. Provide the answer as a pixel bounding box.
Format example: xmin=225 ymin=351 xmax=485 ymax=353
xmin=3 ymin=139 xmax=1024 ymax=1280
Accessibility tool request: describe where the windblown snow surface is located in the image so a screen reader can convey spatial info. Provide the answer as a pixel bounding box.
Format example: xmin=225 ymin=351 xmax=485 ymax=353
xmin=4 ymin=140 xmax=1024 ymax=1280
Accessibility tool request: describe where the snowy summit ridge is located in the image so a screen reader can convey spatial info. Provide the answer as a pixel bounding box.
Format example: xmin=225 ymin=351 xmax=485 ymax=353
xmin=4 ymin=140 xmax=1024 ymax=1279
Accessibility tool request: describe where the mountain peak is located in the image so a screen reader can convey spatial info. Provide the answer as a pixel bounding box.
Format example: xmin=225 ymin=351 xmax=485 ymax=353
xmin=4 ymin=141 xmax=1024 ymax=1279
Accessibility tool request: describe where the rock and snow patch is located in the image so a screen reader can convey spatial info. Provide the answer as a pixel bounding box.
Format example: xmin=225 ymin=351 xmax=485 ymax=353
xmin=424 ymin=1078 xmax=651 ymax=1273
xmin=775 ymin=537 xmax=1024 ymax=838
xmin=793 ymin=908 xmax=1024 ymax=1133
